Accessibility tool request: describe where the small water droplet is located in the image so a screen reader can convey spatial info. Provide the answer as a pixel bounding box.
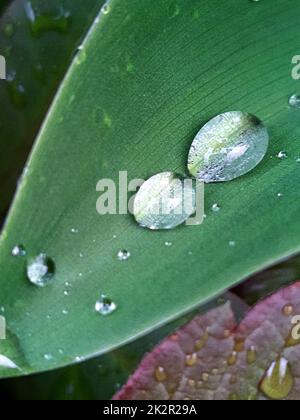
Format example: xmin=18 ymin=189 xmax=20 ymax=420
xmin=117 ymin=249 xmax=131 ymax=261
xmin=25 ymin=1 xmax=72 ymax=37
xmin=101 ymin=3 xmax=110 ymax=14
xmin=277 ymin=151 xmax=288 ymax=160
xmin=247 ymin=346 xmax=257 ymax=364
xmin=227 ymin=351 xmax=237 ymax=366
xmin=202 ymin=372 xmax=209 ymax=382
xmin=0 ymin=355 xmax=19 ymax=370
xmin=11 ymin=245 xmax=26 ymax=257
xmin=282 ymin=304 xmax=294 ymax=316
xmin=133 ymin=172 xmax=196 ymax=230
xmin=186 ymin=353 xmax=198 ymax=367
xmin=229 ymin=241 xmax=236 ymax=247
xmin=95 ymin=295 xmax=117 ymax=316
xmin=27 ymin=254 xmax=55 ymax=287
xmin=71 ymin=228 xmax=79 ymax=234
xmin=165 ymin=241 xmax=173 ymax=247
xmin=260 ymin=357 xmax=293 ymax=400
xmin=62 ymin=309 xmax=69 ymax=315
xmin=44 ymin=354 xmax=53 ymax=361
xmin=155 ymin=366 xmax=167 ymax=382
xmin=195 ymin=331 xmax=209 ymax=351
xmin=212 ymin=203 xmax=221 ymax=212
xmin=188 ymin=112 xmax=269 ymax=182
xmin=289 ymin=94 xmax=300 ymax=109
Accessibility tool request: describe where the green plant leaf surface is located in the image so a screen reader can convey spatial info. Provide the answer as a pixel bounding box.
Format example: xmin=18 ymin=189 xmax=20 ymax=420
xmin=1 ymin=0 xmax=300 ymax=377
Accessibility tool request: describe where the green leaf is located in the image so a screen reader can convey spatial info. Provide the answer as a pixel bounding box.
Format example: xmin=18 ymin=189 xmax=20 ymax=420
xmin=1 ymin=0 xmax=300 ymax=377
xmin=0 ymin=0 xmax=104 ymax=220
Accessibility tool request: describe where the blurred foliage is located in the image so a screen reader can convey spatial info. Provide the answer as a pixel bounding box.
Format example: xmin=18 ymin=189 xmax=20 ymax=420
xmin=0 ymin=0 xmax=103 ymax=223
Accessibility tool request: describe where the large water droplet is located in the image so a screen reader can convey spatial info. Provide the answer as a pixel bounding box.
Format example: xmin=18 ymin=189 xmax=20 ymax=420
xmin=260 ymin=357 xmax=293 ymax=400
xmin=27 ymin=254 xmax=55 ymax=287
xmin=188 ymin=112 xmax=269 ymax=182
xmin=95 ymin=295 xmax=117 ymax=316
xmin=133 ymin=172 xmax=196 ymax=230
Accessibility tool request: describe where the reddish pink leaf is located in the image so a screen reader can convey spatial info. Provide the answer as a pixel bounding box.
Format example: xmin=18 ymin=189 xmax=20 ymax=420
xmin=114 ymin=283 xmax=300 ymax=400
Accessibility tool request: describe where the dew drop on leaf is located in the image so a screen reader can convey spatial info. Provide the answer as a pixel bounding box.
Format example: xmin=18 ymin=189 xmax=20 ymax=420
xmin=260 ymin=357 xmax=294 ymax=400
xmin=277 ymin=151 xmax=288 ymax=159
xmin=95 ymin=294 xmax=117 ymax=316
xmin=187 ymin=111 xmax=269 ymax=182
xmin=25 ymin=1 xmax=72 ymax=37
xmin=117 ymin=249 xmax=131 ymax=261
xmin=155 ymin=366 xmax=167 ymax=382
xmin=133 ymin=172 xmax=196 ymax=230
xmin=246 ymin=346 xmax=257 ymax=365
xmin=282 ymin=304 xmax=294 ymax=316
xmin=289 ymin=94 xmax=300 ymax=108
xmin=185 ymin=352 xmax=198 ymax=367
xmin=101 ymin=3 xmax=110 ymax=14
xmin=227 ymin=351 xmax=237 ymax=366
xmin=11 ymin=245 xmax=26 ymax=257
xmin=26 ymin=253 xmax=55 ymax=287
xmin=4 ymin=23 xmax=15 ymax=38
xmin=212 ymin=203 xmax=221 ymax=212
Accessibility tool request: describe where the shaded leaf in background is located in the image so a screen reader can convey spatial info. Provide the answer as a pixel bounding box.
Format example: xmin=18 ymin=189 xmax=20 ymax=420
xmin=0 ymin=0 xmax=103 ymax=222
xmin=1 ymin=0 xmax=300 ymax=378
xmin=115 ymin=283 xmax=300 ymax=400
